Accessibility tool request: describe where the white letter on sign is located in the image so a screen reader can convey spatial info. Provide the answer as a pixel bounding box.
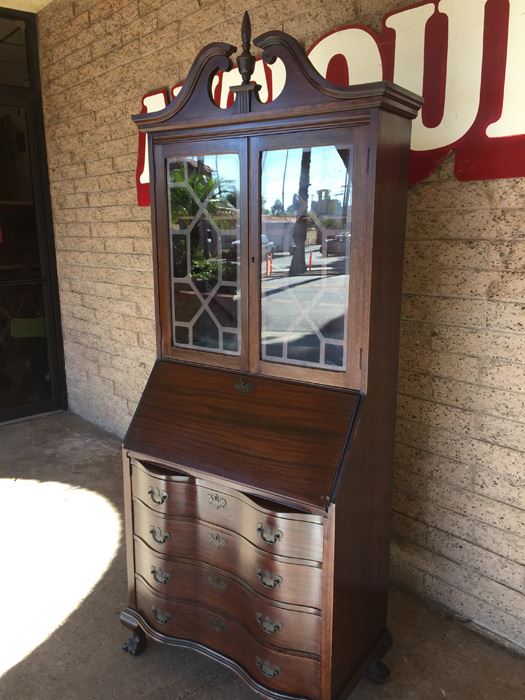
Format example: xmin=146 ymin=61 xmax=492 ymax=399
xmin=391 ymin=0 xmax=488 ymax=151
xmin=486 ymin=0 xmax=525 ymax=138
xmin=139 ymin=92 xmax=168 ymax=185
xmin=308 ymin=28 xmax=383 ymax=84
xmin=386 ymin=3 xmax=435 ymax=95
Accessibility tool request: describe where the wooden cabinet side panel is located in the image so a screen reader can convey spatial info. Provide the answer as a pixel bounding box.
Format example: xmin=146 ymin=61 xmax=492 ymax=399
xmin=122 ymin=449 xmax=137 ymax=606
xmin=320 ymin=505 xmax=336 ymax=700
xmin=330 ymin=110 xmax=413 ymax=698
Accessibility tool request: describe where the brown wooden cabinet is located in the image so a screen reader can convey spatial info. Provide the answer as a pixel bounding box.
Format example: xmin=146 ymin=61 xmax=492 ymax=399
xmin=121 ymin=13 xmax=422 ymax=699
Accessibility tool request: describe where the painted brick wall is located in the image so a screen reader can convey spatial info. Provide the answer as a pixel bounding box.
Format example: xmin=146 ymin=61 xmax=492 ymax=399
xmin=37 ymin=0 xmax=525 ymax=651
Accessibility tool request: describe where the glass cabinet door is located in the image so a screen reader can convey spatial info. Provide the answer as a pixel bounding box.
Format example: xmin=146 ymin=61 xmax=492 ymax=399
xmin=258 ymin=143 xmax=353 ymax=374
xmin=166 ymin=151 xmax=242 ymax=357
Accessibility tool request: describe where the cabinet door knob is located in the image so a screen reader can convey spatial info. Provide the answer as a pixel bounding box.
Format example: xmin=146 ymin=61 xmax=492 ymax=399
xmin=256 ymin=656 xmax=281 ymax=678
xmin=150 ymin=565 xmax=171 ymax=584
xmin=256 ymin=568 xmax=283 ymax=589
xmin=149 ymin=525 xmax=170 ymax=544
xmin=148 ymin=486 xmax=168 ymax=505
xmin=151 ymin=607 xmax=170 ymax=625
xmin=257 ymin=523 xmax=283 ymax=545
xmin=256 ymin=613 xmax=282 ymax=635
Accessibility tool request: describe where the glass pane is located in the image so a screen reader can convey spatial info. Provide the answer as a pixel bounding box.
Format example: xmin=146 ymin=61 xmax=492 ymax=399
xmin=0 ymin=18 xmax=29 ymax=87
xmin=0 ymin=104 xmax=33 ymax=203
xmin=168 ymin=154 xmax=240 ymax=355
xmin=260 ymin=145 xmax=352 ymax=371
xmin=0 ymin=283 xmax=51 ymax=410
xmin=0 ymin=104 xmax=40 ymax=282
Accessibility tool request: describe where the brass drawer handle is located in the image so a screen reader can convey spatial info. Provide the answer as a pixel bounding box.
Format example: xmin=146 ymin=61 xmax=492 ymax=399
xmin=256 ymin=613 xmax=282 ymax=635
xmin=208 ymin=532 xmax=226 ymax=549
xmin=256 ymin=568 xmax=283 ymax=589
xmin=208 ymin=574 xmax=226 ymax=591
xmin=149 ymin=526 xmax=170 ymax=545
xmin=148 ymin=486 xmax=168 ymax=505
xmin=151 ymin=607 xmax=170 ymax=625
xmin=211 ymin=618 xmax=226 ymax=632
xmin=257 ymin=523 xmax=283 ymax=545
xmin=207 ymin=492 xmax=227 ymax=509
xmin=150 ymin=565 xmax=171 ymax=584
xmin=256 ymin=656 xmax=280 ymax=679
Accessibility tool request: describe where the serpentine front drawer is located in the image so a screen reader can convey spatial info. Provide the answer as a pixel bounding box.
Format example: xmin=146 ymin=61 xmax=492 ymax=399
xmin=131 ymin=459 xmax=325 ymax=561
xmin=134 ymin=536 xmax=322 ymax=655
xmin=132 ymin=500 xmax=323 ymax=609
xmin=135 ymin=577 xmax=321 ymax=700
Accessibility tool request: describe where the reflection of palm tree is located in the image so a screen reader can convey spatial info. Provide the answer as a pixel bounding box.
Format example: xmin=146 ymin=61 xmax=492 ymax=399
xmin=281 ymin=148 xmax=288 ymax=211
xmin=288 ymin=149 xmax=311 ymax=276
xmin=170 ymin=165 xmax=236 ymax=226
xmin=170 ymin=161 xmax=237 ymax=265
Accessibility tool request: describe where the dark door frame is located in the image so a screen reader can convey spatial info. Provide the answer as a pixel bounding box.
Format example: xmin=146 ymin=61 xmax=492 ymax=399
xmin=0 ymin=7 xmax=67 ymax=422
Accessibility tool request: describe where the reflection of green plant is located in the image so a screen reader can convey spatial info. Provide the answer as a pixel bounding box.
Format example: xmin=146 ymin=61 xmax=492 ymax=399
xmin=170 ymin=163 xmax=238 ymax=229
xmin=170 ymin=162 xmax=239 ymax=285
xmin=172 ymin=237 xmax=187 ymax=278
xmin=221 ymin=260 xmax=237 ymax=282
xmin=191 ymin=248 xmax=218 ymax=282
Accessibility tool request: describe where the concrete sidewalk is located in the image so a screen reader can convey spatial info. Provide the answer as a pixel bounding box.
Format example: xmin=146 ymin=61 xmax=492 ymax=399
xmin=0 ymin=412 xmax=523 ymax=700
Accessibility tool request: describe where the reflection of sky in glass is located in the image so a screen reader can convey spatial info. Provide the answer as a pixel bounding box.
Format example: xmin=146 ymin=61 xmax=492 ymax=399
xmin=261 ymin=146 xmax=351 ymax=211
xmin=200 ymin=154 xmax=240 ymax=193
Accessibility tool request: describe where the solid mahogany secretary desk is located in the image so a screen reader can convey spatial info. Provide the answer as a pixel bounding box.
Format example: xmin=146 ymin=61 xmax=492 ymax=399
xmin=121 ymin=13 xmax=422 ymax=700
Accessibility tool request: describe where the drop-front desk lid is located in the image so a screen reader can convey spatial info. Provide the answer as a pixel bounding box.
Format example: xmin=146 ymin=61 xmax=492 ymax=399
xmin=124 ymin=360 xmax=361 ymax=513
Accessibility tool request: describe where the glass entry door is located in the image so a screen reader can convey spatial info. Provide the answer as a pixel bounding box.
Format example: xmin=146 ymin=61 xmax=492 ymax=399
xmin=0 ymin=9 xmax=66 ymax=421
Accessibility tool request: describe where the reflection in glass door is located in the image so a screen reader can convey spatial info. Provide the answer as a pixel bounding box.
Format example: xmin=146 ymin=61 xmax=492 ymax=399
xmin=260 ymin=144 xmax=353 ymax=371
xmin=0 ymin=103 xmax=50 ymax=410
xmin=168 ymin=154 xmax=241 ymax=355
xmin=0 ymin=9 xmax=66 ymax=421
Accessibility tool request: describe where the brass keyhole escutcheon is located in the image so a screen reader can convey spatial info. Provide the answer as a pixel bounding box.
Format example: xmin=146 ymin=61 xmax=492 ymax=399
xmin=235 ymin=377 xmax=253 ymax=394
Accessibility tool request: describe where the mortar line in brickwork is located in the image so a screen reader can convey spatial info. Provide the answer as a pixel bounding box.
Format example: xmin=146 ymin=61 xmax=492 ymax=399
xmin=395 ymin=437 xmax=524 ymax=486
xmin=423 ymin=542 xmax=525 ymax=596
xmin=396 ymin=390 xmax=525 ymax=423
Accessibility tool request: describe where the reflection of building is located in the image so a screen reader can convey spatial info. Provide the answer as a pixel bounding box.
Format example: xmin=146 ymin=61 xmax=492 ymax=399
xmin=310 ymin=189 xmax=341 ymax=217
xmin=263 ymin=214 xmax=325 ymax=252
xmin=261 ymin=215 xmax=296 ymax=252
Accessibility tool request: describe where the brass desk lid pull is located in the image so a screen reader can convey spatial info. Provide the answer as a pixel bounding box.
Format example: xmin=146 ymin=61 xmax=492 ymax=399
xmin=235 ymin=377 xmax=253 ymax=394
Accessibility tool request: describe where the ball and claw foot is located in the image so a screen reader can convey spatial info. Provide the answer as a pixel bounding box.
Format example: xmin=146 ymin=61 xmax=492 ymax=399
xmin=122 ymin=629 xmax=147 ymax=656
xmin=366 ymin=658 xmax=390 ymax=685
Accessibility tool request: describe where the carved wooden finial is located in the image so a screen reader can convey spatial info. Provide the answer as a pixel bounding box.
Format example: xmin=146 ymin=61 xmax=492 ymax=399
xmin=238 ymin=11 xmax=255 ymax=85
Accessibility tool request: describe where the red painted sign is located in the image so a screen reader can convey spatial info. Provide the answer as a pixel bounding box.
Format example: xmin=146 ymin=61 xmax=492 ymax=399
xmin=136 ymin=0 xmax=525 ymax=206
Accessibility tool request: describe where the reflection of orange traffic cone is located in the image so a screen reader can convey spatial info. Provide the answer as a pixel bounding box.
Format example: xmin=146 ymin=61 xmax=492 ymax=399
xmin=269 ymin=252 xmax=273 ymax=274
xmin=309 ymin=252 xmax=313 ymax=270
xmin=265 ymin=255 xmax=269 ymax=276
